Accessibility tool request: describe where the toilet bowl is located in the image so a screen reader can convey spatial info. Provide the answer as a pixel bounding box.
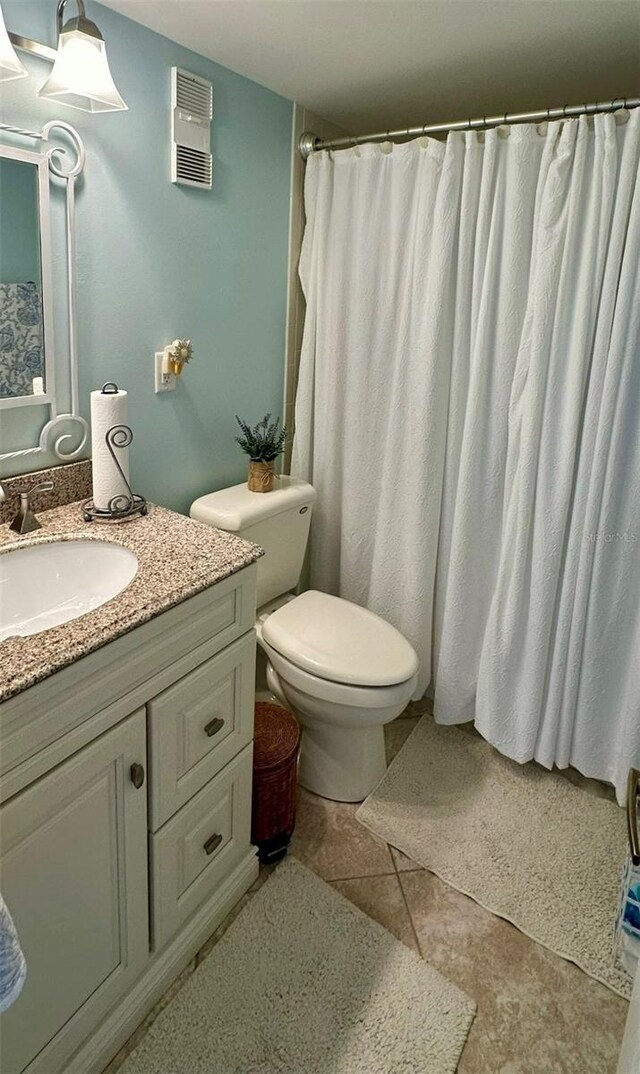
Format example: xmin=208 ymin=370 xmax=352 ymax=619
xmin=257 ymin=590 xmax=418 ymax=801
xmin=190 ymin=478 xmax=419 ymax=802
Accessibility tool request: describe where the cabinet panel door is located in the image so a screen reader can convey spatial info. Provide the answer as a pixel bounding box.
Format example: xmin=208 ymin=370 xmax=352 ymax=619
xmin=0 ymin=711 xmax=148 ymax=1074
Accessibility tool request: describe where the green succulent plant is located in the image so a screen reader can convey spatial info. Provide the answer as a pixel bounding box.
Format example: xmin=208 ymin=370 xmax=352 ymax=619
xmin=235 ymin=414 xmax=287 ymax=463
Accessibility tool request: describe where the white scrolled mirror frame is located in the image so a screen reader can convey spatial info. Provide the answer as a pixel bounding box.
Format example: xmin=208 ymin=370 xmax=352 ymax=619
xmin=0 ymin=120 xmax=88 ymax=465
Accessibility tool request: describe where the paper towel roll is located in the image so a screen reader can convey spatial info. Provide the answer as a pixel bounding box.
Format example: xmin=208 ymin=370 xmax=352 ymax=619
xmin=91 ymin=386 xmax=131 ymax=510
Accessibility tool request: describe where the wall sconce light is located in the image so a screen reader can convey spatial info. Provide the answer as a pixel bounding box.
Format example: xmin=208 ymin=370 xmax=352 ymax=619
xmin=0 ymin=4 xmax=28 ymax=80
xmin=4 ymin=0 xmax=127 ymax=113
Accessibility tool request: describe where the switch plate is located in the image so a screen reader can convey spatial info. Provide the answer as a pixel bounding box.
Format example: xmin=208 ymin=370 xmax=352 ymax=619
xmin=155 ymin=352 xmax=176 ymax=393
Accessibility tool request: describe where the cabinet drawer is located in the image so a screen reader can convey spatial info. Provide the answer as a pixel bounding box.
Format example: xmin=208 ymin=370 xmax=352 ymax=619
xmin=148 ymin=632 xmax=256 ymax=830
xmin=150 ymin=744 xmax=254 ymax=950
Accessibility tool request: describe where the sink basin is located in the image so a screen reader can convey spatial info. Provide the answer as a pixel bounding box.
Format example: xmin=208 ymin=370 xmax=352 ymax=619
xmin=0 ymin=539 xmax=138 ymax=642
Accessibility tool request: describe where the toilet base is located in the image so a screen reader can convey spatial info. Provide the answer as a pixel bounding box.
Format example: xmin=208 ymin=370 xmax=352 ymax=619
xmin=298 ymin=721 xmax=387 ymax=803
xmin=265 ymin=659 xmax=405 ymax=803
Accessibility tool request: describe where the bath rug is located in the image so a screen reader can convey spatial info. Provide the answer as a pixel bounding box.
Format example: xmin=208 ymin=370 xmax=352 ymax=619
xmin=119 ymin=856 xmax=475 ymax=1074
xmin=358 ymin=717 xmax=631 ymax=999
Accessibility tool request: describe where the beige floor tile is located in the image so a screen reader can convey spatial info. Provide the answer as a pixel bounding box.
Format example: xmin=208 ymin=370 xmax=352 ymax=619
xmin=391 ymin=846 xmax=424 ymax=872
xmin=331 ymin=873 xmax=421 ymax=954
xmin=399 ymin=869 xmax=628 ymax=1074
xmin=290 ymin=786 xmax=395 ymax=881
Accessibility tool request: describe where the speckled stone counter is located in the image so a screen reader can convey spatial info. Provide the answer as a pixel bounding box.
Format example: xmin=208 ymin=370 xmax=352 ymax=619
xmin=0 ymin=501 xmax=262 ymax=702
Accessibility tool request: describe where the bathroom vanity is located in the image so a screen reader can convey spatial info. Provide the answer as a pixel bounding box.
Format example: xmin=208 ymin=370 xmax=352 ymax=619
xmin=0 ymin=500 xmax=262 ymax=1074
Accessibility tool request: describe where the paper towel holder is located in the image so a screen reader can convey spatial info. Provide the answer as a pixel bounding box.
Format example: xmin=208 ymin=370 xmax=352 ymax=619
xmin=83 ymin=383 xmax=147 ymax=523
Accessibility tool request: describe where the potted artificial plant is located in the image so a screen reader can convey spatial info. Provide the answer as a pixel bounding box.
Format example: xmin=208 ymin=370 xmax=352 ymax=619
xmin=235 ymin=414 xmax=287 ymax=493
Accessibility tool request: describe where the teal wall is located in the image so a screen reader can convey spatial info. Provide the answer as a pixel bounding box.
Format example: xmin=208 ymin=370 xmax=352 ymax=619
xmin=0 ymin=1 xmax=292 ymax=512
xmin=0 ymin=158 xmax=41 ymax=282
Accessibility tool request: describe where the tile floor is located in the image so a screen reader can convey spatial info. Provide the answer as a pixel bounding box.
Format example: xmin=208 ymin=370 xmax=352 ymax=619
xmin=290 ymin=704 xmax=629 ymax=1074
xmin=105 ymin=702 xmax=629 ymax=1074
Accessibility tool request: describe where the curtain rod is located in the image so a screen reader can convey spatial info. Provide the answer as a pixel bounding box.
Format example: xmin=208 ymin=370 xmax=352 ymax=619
xmin=298 ymin=96 xmax=640 ymax=158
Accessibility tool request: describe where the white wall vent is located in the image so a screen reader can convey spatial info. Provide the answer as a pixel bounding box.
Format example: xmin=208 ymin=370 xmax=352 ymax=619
xmin=171 ymin=67 xmax=213 ymax=189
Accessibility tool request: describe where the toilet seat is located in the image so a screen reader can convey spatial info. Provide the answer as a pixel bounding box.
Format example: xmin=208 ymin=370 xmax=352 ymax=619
xmin=261 ymin=635 xmax=419 ymax=711
xmin=261 ymin=590 xmax=419 ymax=688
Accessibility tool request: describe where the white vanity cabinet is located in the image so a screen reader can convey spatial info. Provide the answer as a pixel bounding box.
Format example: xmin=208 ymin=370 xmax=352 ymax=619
xmin=0 ymin=563 xmax=259 ymax=1074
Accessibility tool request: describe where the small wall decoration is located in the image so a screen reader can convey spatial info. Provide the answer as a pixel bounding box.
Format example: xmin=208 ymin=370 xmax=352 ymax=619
xmin=163 ymin=338 xmax=193 ymax=377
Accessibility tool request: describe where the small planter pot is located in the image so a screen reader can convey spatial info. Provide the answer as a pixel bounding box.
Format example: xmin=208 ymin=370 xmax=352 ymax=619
xmin=248 ymin=460 xmax=275 ymax=493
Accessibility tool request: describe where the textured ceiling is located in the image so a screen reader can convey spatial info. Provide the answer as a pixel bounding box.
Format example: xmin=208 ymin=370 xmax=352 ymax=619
xmin=99 ymin=1 xmax=640 ymax=133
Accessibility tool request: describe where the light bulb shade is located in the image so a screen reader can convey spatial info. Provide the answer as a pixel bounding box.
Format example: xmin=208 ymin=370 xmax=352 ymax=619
xmin=38 ymin=21 xmax=127 ymax=113
xmin=0 ymin=3 xmax=28 ymax=81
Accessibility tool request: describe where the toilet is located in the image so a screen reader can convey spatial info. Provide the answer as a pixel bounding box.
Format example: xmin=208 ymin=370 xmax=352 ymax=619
xmin=190 ymin=477 xmax=419 ymax=802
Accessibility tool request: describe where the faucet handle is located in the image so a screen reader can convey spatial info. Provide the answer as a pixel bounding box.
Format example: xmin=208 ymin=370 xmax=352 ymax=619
xmin=14 ymin=480 xmax=54 ymax=501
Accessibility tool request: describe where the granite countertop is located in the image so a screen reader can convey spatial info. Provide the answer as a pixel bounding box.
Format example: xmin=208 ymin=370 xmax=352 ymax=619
xmin=0 ymin=501 xmax=263 ymax=703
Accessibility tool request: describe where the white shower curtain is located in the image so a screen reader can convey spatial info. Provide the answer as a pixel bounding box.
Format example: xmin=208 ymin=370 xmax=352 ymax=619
xmin=292 ymin=111 xmax=640 ymax=803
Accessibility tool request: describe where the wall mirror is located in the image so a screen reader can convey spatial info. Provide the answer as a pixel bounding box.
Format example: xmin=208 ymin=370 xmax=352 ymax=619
xmin=0 ymin=121 xmax=88 ymax=467
xmin=0 ymin=150 xmax=51 ymax=403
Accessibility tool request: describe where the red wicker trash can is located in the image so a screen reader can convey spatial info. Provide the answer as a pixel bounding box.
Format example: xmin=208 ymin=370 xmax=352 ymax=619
xmin=252 ymin=702 xmax=301 ymax=864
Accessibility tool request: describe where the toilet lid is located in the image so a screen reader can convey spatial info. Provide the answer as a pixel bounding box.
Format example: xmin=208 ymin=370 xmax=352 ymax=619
xmin=261 ymin=591 xmax=419 ymax=687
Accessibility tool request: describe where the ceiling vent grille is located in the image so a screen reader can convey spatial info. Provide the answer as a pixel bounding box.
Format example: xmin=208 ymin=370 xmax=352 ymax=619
xmin=171 ymin=67 xmax=213 ymax=189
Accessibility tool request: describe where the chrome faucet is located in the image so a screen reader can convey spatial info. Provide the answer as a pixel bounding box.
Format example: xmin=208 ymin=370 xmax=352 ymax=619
xmin=9 ymin=481 xmax=54 ymax=535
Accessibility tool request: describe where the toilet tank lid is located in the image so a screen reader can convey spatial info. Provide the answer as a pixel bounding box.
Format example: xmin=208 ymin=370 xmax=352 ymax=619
xmin=190 ymin=476 xmax=316 ymax=532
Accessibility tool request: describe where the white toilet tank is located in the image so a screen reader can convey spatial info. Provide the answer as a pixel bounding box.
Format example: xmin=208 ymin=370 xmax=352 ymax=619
xmin=190 ymin=476 xmax=316 ymax=608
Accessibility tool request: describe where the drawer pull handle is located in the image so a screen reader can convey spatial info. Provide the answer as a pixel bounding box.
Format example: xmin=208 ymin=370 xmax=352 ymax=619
xmin=204 ymin=717 xmax=225 ymax=738
xmin=204 ymin=832 xmax=223 ymax=856
xmin=130 ymin=762 xmax=145 ymax=789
